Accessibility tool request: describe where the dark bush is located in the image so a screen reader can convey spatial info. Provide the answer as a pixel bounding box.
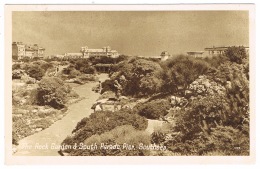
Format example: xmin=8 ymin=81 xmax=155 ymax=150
xmin=73 ymin=59 xmax=96 ymax=74
xmin=100 ymin=79 xmax=117 ymax=94
xmin=12 ymin=69 xmax=24 ymax=79
xmin=134 ymin=99 xmax=171 ymax=119
xmin=25 ymin=65 xmax=45 ymax=80
xmin=225 ymin=46 xmax=247 ymax=64
xmin=82 ymin=66 xmax=96 ymax=74
xmin=161 ymin=55 xmax=211 ymax=93
xmin=37 ymin=77 xmax=71 ymax=109
xmin=61 ymin=109 xmax=148 ymax=153
xmin=40 ymin=62 xmax=54 ymax=71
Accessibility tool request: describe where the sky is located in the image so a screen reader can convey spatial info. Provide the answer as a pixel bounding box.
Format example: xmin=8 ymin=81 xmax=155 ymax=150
xmin=12 ymin=11 xmax=249 ymax=56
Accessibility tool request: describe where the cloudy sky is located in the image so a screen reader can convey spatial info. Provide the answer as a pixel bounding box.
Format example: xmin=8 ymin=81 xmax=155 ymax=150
xmin=12 ymin=11 xmax=249 ymax=56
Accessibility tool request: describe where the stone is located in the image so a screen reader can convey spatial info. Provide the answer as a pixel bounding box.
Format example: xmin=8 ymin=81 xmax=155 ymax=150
xmin=35 ymin=128 xmax=43 ymax=132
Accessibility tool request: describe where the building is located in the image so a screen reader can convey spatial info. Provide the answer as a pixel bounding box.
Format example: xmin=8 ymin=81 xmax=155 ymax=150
xmin=204 ymin=46 xmax=249 ymax=58
xmin=187 ymin=51 xmax=205 ymax=58
xmin=81 ymin=46 xmax=119 ymax=59
xmin=12 ymin=42 xmax=25 ymax=60
xmin=12 ymin=42 xmax=45 ymax=60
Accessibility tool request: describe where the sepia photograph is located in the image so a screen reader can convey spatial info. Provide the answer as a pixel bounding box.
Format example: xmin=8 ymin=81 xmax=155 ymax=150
xmin=4 ymin=4 xmax=255 ymax=164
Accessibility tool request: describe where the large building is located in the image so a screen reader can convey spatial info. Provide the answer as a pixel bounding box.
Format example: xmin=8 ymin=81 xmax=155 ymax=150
xmin=12 ymin=42 xmax=45 ymax=60
xmin=187 ymin=46 xmax=249 ymax=58
xmin=81 ymin=46 xmax=119 ymax=59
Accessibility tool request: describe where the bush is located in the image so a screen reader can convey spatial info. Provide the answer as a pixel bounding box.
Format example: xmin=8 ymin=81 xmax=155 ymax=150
xmin=225 ymin=46 xmax=247 ymax=64
xmin=63 ymin=65 xmax=81 ymax=78
xmin=25 ymin=64 xmax=45 ymax=80
xmin=12 ymin=63 xmax=21 ymax=70
xmin=61 ymin=109 xmax=148 ymax=153
xmin=12 ymin=69 xmax=24 ymax=79
xmin=82 ymin=66 xmax=96 ymax=74
xmin=74 ymin=59 xmax=96 ymax=74
xmin=101 ymin=79 xmax=117 ymax=94
xmin=40 ymin=62 xmax=54 ymax=71
xmin=12 ymin=131 xmax=19 ymax=145
xmin=111 ymin=57 xmax=164 ymax=96
xmin=161 ymin=55 xmax=211 ymax=93
xmin=37 ymin=77 xmax=71 ymax=109
xmin=33 ymin=118 xmax=53 ymax=129
xmin=69 ymin=125 xmax=151 ymax=156
xmin=134 ymin=99 xmax=171 ymax=119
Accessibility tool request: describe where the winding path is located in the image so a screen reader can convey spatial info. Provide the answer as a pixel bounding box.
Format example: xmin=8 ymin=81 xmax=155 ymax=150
xmin=14 ymin=74 xmax=108 ymax=156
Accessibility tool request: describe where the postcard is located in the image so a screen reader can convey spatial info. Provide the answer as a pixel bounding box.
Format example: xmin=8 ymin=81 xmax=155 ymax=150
xmin=5 ymin=4 xmax=255 ymax=164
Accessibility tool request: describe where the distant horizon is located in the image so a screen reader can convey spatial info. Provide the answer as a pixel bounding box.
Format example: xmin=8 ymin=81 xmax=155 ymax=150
xmin=12 ymin=11 xmax=249 ymax=57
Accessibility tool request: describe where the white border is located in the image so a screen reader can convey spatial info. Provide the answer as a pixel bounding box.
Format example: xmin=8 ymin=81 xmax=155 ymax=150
xmin=1 ymin=1 xmax=258 ymax=167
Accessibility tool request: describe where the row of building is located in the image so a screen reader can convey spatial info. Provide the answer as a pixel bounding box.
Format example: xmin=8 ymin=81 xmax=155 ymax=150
xmin=12 ymin=42 xmax=120 ymax=60
xmin=187 ymin=46 xmax=250 ymax=58
xmin=46 ymin=46 xmax=119 ymax=60
xmin=12 ymin=42 xmax=249 ymax=61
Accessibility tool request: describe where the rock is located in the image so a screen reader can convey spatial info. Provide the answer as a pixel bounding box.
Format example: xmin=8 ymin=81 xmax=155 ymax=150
xmin=35 ymin=128 xmax=43 ymax=132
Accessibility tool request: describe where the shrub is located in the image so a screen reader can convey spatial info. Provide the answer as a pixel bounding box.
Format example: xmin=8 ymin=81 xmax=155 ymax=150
xmin=12 ymin=63 xmax=21 ymax=70
xmin=74 ymin=59 xmax=96 ymax=74
xmin=69 ymin=125 xmax=151 ymax=156
xmin=82 ymin=66 xmax=96 ymax=74
xmin=37 ymin=77 xmax=71 ymax=109
xmin=33 ymin=118 xmax=53 ymax=129
xmin=111 ymin=57 xmax=164 ymax=96
xmin=25 ymin=65 xmax=45 ymax=80
xmin=63 ymin=65 xmax=81 ymax=78
xmin=12 ymin=131 xmax=19 ymax=145
xmin=161 ymin=55 xmax=211 ymax=93
xmin=100 ymin=79 xmax=117 ymax=94
xmin=61 ymin=109 xmax=148 ymax=153
xmin=225 ymin=46 xmax=247 ymax=64
xmin=12 ymin=69 xmax=24 ymax=79
xmin=134 ymin=99 xmax=171 ymax=119
xmin=40 ymin=62 xmax=54 ymax=71
xmin=12 ymin=118 xmax=32 ymax=141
